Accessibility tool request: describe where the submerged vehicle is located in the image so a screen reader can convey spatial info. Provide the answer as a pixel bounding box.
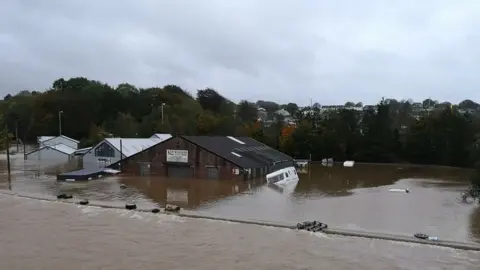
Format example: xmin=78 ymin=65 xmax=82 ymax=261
xmin=266 ymin=166 xmax=299 ymax=188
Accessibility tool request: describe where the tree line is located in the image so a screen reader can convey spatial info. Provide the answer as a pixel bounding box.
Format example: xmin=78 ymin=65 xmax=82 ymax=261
xmin=1 ymin=77 xmax=480 ymax=170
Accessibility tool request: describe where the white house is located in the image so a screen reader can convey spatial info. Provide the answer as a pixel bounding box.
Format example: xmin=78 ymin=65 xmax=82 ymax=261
xmin=275 ymin=108 xmax=291 ymax=117
xmin=37 ymin=135 xmax=79 ymax=150
xmin=26 ymin=144 xmax=76 ymax=162
xmin=150 ymin=133 xmax=173 ymax=141
xmin=82 ymin=137 xmax=169 ymax=169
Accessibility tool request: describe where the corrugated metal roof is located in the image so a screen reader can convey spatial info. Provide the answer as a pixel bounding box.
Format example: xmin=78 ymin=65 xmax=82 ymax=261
xmin=74 ymin=147 xmax=92 ymax=155
xmin=27 ymin=143 xmax=76 ymax=156
xmin=38 ymin=135 xmax=79 ymax=144
xmin=105 ymin=138 xmax=162 ymax=157
xmin=49 ymin=144 xmax=76 ymax=155
xmin=151 ymin=133 xmax=172 ymax=140
xmin=38 ymin=136 xmax=55 ymax=142
xmin=181 ymin=136 xmax=293 ymax=169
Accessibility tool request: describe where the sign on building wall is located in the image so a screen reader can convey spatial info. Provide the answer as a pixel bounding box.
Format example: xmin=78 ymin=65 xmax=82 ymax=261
xmin=166 ymin=149 xmax=188 ymax=163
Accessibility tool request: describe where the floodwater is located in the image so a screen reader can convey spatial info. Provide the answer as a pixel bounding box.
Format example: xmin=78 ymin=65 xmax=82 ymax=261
xmin=1 ymin=152 xmax=480 ymax=269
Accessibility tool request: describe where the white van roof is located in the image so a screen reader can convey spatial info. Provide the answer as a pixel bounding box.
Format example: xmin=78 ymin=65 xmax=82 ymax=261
xmin=266 ymin=166 xmax=295 ymax=178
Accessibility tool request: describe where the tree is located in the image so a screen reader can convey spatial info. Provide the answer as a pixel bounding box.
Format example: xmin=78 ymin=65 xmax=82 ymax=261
xmin=116 ymin=83 xmax=138 ymax=96
xmin=2 ymin=75 xmax=480 ymax=172
xmin=110 ymin=113 xmax=139 ymax=137
xmin=197 ymin=88 xmax=228 ymax=114
xmin=284 ymin=103 xmax=299 ymax=116
xmin=422 ymin=98 xmax=437 ymax=108
xmin=0 ymin=112 xmax=5 ymax=150
xmin=459 ymin=99 xmax=480 ymax=110
xmin=236 ymin=100 xmax=258 ymax=123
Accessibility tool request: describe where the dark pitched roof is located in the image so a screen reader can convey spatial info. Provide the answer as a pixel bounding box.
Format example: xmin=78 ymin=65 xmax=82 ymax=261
xmin=180 ymin=135 xmax=293 ymax=169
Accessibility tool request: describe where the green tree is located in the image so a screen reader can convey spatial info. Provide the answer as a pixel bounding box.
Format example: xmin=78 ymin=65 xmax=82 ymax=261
xmin=284 ymin=103 xmax=299 ymax=115
xmin=236 ymin=100 xmax=258 ymax=123
xmin=2 ymin=75 xmax=480 ymax=172
xmin=110 ymin=112 xmax=139 ymax=137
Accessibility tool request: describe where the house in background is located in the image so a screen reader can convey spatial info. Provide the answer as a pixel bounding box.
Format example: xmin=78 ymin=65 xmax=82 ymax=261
xmin=26 ymin=143 xmax=76 ymax=163
xmin=82 ymin=136 xmax=171 ymax=169
xmin=257 ymin=107 xmax=268 ymax=122
xmin=113 ymin=135 xmax=294 ymax=180
xmin=37 ymin=135 xmax=79 ymax=150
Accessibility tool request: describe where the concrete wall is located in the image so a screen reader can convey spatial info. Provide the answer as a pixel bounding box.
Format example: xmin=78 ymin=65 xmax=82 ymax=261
xmin=119 ymin=137 xmax=246 ymax=180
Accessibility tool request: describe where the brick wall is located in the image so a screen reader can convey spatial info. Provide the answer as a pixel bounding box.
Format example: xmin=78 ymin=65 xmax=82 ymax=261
xmin=119 ymin=137 xmax=246 ymax=180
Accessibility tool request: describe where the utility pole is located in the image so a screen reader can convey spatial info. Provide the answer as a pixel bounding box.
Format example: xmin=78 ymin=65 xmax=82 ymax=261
xmin=161 ymin=103 xmax=166 ymax=125
xmin=58 ymin=110 xmax=63 ymax=135
xmin=23 ymin=134 xmax=26 ymax=160
xmin=5 ymin=124 xmax=11 ymax=176
xmin=119 ymin=139 xmax=123 ymax=171
xmin=15 ymin=118 xmax=19 ymax=152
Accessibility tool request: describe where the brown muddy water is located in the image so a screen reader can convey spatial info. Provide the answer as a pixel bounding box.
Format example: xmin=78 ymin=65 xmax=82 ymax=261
xmin=1 ymin=153 xmax=480 ymax=269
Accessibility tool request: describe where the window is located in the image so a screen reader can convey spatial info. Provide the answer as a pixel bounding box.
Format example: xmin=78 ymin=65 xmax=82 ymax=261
xmin=279 ymin=173 xmax=284 ymax=180
xmin=94 ymin=142 xmax=115 ymax=157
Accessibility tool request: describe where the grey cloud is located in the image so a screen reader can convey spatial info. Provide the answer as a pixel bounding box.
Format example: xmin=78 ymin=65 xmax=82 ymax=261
xmin=1 ymin=0 xmax=480 ymax=105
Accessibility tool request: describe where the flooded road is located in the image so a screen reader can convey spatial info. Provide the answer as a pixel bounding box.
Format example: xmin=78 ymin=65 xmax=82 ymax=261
xmin=1 ymin=153 xmax=480 ymax=268
xmin=1 ymin=194 xmax=479 ymax=269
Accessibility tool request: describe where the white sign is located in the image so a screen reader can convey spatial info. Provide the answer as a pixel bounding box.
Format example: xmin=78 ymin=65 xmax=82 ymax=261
xmin=166 ymin=149 xmax=188 ymax=163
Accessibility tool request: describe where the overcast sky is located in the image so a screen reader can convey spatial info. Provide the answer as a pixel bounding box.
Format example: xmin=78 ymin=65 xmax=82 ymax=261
xmin=1 ymin=0 xmax=479 ymax=105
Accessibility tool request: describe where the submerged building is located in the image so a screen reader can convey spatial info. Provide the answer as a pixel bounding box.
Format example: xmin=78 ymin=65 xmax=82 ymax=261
xmin=82 ymin=137 xmax=170 ymax=169
xmin=112 ymin=135 xmax=294 ymax=180
xmin=26 ymin=135 xmax=80 ymax=164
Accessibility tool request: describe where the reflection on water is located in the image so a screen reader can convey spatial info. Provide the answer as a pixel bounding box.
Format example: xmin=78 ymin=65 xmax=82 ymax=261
xmin=118 ymin=176 xmax=266 ymax=209
xmin=470 ymin=207 xmax=480 ymax=241
xmin=1 ymin=154 xmax=479 ymax=244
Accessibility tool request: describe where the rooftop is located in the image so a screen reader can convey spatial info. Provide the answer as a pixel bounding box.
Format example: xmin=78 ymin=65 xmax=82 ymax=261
xmin=49 ymin=143 xmax=77 ymax=155
xmin=27 ymin=143 xmax=77 ymax=155
xmin=37 ymin=136 xmax=55 ymax=143
xmin=151 ymin=133 xmax=173 ymax=141
xmin=105 ymin=138 xmax=163 ymax=157
xmin=38 ymin=135 xmax=79 ymax=144
xmin=181 ymin=135 xmax=293 ymax=169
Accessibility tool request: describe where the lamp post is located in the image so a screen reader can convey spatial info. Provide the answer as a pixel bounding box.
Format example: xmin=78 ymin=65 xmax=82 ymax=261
xmin=161 ymin=103 xmax=166 ymax=124
xmin=5 ymin=124 xmax=11 ymax=176
xmin=58 ymin=110 xmax=63 ymax=135
xmin=15 ymin=118 xmax=19 ymax=152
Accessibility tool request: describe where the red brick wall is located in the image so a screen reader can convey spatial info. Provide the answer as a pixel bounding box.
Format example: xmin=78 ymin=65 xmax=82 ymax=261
xmin=120 ymin=137 xmax=246 ymax=180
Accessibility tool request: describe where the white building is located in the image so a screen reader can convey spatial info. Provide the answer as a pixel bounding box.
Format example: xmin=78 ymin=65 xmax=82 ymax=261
xmin=150 ymin=133 xmax=173 ymax=141
xmin=275 ymin=108 xmax=291 ymax=117
xmin=37 ymin=135 xmax=79 ymax=150
xmin=82 ymin=136 xmax=170 ymax=169
xmin=26 ymin=144 xmax=76 ymax=163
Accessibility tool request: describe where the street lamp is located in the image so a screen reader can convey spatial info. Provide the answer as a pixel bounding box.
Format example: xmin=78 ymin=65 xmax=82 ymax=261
xmin=15 ymin=118 xmax=19 ymax=152
xmin=161 ymin=103 xmax=166 ymax=124
xmin=58 ymin=110 xmax=63 ymax=135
